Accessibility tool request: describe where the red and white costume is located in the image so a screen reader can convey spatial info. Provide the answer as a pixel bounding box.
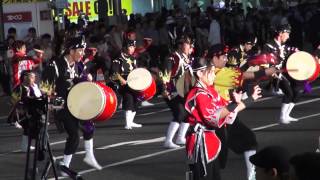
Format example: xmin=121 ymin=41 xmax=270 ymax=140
xmin=185 ymin=81 xmax=237 ymax=176
xmin=12 ymin=51 xmax=41 ymax=88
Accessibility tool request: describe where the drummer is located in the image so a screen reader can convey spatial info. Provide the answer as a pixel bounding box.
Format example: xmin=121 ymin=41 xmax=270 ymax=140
xmin=211 ymin=43 xmax=277 ymax=180
xmin=162 ymin=35 xmax=194 ymax=148
xmin=111 ymin=39 xmax=142 ymax=129
xmin=263 ymin=24 xmax=303 ymax=124
xmin=184 ymin=57 xmax=262 ymax=180
xmin=52 ymin=37 xmax=102 ymax=176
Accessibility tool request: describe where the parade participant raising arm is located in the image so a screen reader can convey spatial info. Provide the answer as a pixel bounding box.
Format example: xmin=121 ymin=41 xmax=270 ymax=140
xmin=184 ymin=58 xmax=262 ymax=180
xmin=11 ymin=40 xmax=42 ymax=88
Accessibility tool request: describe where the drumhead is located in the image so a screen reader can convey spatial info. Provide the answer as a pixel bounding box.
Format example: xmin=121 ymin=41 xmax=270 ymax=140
xmin=67 ymin=82 xmax=105 ymax=120
xmin=127 ymin=68 xmax=152 ymax=91
xmin=287 ymin=51 xmax=316 ymax=81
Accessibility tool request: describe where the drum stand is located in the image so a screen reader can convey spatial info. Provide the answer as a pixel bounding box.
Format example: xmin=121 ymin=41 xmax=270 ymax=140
xmin=24 ymin=98 xmax=58 ymax=180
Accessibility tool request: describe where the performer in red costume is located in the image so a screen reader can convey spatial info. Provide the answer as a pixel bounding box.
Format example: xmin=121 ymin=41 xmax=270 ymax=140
xmin=184 ymin=58 xmax=262 ymax=180
xmin=11 ymin=40 xmax=42 ymax=88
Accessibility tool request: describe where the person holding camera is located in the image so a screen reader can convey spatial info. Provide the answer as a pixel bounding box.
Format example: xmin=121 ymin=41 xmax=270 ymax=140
xmin=52 ymin=37 xmax=102 ymax=176
xmin=12 ymin=70 xmax=43 ymax=152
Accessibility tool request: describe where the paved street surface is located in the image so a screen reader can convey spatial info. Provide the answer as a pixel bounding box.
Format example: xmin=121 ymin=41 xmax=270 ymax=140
xmin=0 ymin=82 xmax=320 ymax=180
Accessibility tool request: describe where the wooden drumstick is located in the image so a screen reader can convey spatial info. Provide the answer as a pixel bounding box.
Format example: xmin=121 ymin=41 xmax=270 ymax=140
xmin=281 ymin=68 xmax=299 ymax=72
xmin=33 ymin=48 xmax=44 ymax=54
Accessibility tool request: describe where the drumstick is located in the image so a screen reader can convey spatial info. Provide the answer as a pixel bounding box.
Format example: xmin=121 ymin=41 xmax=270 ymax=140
xmin=33 ymin=48 xmax=44 ymax=54
xmin=281 ymin=68 xmax=299 ymax=72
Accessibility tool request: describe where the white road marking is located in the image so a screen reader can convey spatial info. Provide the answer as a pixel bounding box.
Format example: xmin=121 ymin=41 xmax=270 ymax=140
xmin=49 ymin=147 xmax=184 ymax=180
xmin=1 ymin=86 xmax=320 ymax=158
xmin=252 ymin=112 xmax=320 ymax=131
xmin=252 ymin=123 xmax=279 ymax=131
xmin=129 ymin=137 xmax=165 ymax=145
xmin=137 ymin=108 xmax=170 ymax=116
xmin=97 ymin=137 xmax=165 ymax=150
xmin=50 ymin=110 xmax=320 ymax=179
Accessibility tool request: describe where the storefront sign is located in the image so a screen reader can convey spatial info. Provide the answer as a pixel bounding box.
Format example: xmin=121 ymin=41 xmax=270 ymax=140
xmin=3 ymin=12 xmax=32 ymax=23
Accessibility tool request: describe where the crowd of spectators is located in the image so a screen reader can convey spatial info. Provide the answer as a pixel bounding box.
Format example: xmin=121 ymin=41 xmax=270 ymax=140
xmin=1 ymin=1 xmax=320 ymax=96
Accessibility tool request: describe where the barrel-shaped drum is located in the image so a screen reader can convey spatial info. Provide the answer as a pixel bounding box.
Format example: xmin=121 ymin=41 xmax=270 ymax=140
xmin=286 ymin=51 xmax=320 ymax=81
xmin=127 ymin=68 xmax=156 ymax=101
xmin=67 ymin=82 xmax=117 ymax=121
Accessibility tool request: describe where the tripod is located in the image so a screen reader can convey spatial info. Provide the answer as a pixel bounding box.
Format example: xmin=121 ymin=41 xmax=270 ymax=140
xmin=24 ymin=97 xmax=58 ymax=180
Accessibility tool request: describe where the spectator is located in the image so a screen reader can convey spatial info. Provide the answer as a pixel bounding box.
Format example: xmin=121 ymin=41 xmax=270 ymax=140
xmin=208 ymin=11 xmax=221 ymax=46
xmin=7 ymin=27 xmax=17 ymax=40
xmin=290 ymin=152 xmax=320 ymax=180
xmin=23 ymin=27 xmax=38 ymax=52
xmin=250 ymin=146 xmax=291 ymax=180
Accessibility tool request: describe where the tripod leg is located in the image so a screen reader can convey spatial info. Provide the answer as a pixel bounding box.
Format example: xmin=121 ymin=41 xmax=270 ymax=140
xmin=24 ymin=136 xmax=32 ymax=180
xmin=48 ymin=140 xmax=58 ymax=179
xmin=41 ymin=160 xmax=51 ymax=180
xmin=32 ymin=136 xmax=40 ymax=179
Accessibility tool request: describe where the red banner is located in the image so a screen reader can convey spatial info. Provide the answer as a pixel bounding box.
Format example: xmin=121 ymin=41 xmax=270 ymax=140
xmin=3 ymin=12 xmax=32 ymax=23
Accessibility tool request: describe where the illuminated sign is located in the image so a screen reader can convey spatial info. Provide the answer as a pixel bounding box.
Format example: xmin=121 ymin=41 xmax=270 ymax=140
xmin=3 ymin=12 xmax=32 ymax=23
xmin=64 ymin=0 xmax=132 ymax=23
xmin=3 ymin=0 xmax=46 ymax=3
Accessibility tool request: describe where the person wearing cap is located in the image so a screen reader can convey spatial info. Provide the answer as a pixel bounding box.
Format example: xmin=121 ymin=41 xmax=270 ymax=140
xmin=53 ymin=37 xmax=102 ymax=176
xmin=162 ymin=35 xmax=194 ymax=149
xmin=290 ymin=152 xmax=320 ymax=180
xmin=250 ymin=146 xmax=291 ymax=180
xmin=184 ymin=57 xmax=262 ymax=180
xmin=111 ymin=39 xmax=142 ymax=129
xmin=263 ymin=23 xmax=303 ymax=124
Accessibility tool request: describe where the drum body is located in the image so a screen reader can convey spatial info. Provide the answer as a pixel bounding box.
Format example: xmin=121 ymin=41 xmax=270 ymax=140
xmin=176 ymin=73 xmax=195 ymax=98
xmin=286 ymin=51 xmax=319 ymax=81
xmin=67 ymin=82 xmax=117 ymax=121
xmin=127 ymin=68 xmax=156 ymax=101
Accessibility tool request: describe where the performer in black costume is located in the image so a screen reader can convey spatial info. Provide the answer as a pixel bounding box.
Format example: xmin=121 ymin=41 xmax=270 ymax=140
xmin=162 ymin=35 xmax=193 ymax=148
xmin=263 ymin=24 xmax=302 ymax=124
xmin=111 ymin=39 xmax=142 ymax=129
xmin=209 ymin=42 xmax=278 ymax=180
xmin=52 ymin=37 xmax=102 ymax=175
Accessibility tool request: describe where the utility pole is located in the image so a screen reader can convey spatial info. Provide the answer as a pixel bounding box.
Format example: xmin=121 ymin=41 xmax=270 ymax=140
xmin=0 ymin=1 xmax=5 ymax=42
xmin=98 ymin=0 xmax=109 ymax=26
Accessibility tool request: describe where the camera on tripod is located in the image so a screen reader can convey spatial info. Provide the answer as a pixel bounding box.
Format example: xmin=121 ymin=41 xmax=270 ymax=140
xmin=51 ymin=97 xmax=64 ymax=107
xmin=23 ymin=97 xmax=48 ymax=138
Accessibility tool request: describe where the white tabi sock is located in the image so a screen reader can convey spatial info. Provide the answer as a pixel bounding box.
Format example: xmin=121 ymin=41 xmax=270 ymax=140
xmin=83 ymin=139 xmax=102 ymax=170
xmin=244 ymin=150 xmax=256 ymax=180
xmin=63 ymin=154 xmax=73 ymax=168
xmin=175 ymin=122 xmax=190 ymax=145
xmin=164 ymin=122 xmax=180 ymax=149
xmin=287 ymin=103 xmax=298 ymax=122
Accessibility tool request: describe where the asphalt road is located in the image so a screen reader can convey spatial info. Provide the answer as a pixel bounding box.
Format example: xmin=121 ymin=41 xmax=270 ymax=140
xmin=0 ymin=82 xmax=320 ymax=180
